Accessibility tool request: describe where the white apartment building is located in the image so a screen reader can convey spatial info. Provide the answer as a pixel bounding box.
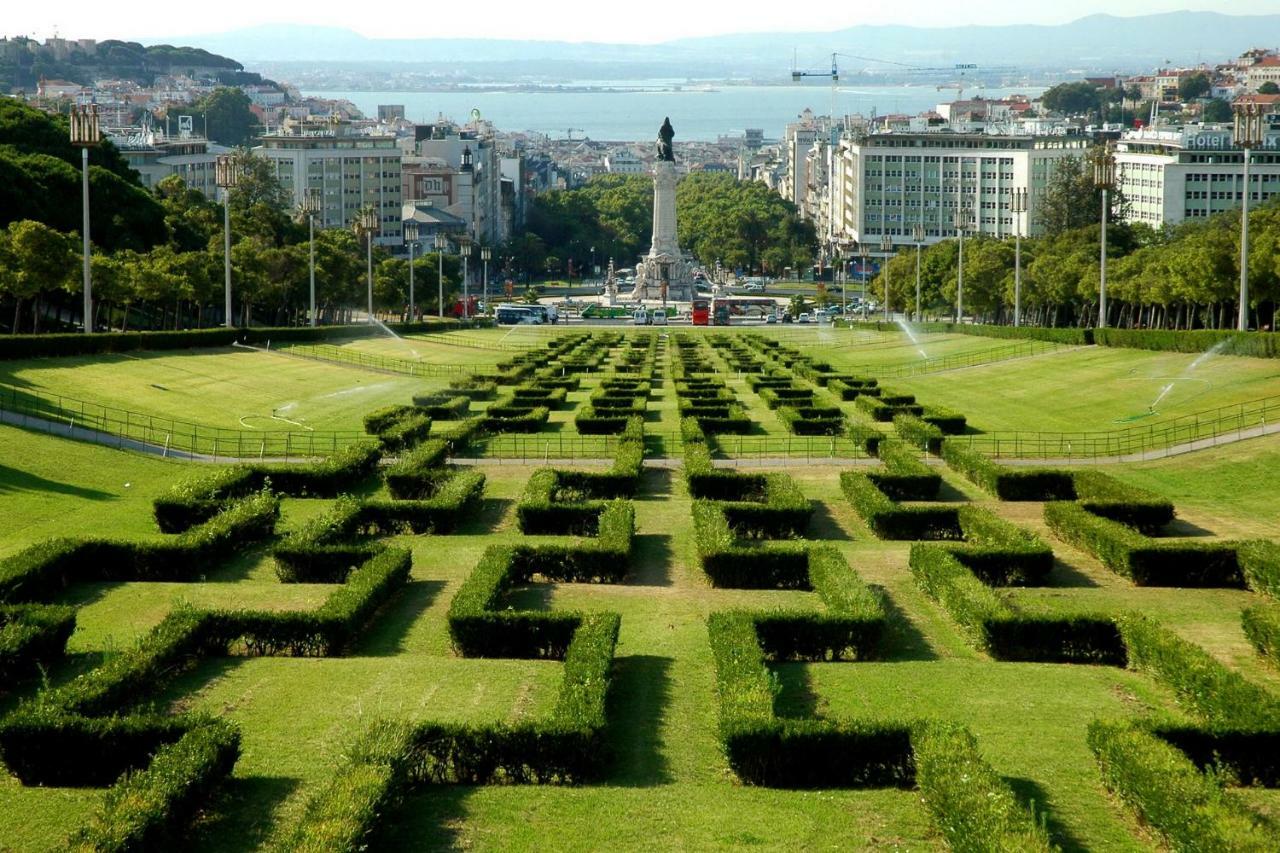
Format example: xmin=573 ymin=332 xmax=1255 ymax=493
xmin=604 ymin=150 xmax=645 ymax=174
xmin=830 ymin=131 xmax=1092 ymax=247
xmin=412 ymin=123 xmax=505 ymax=244
xmin=110 ymin=128 xmax=225 ymax=200
xmin=1116 ymin=124 xmax=1280 ymax=228
xmin=782 ymin=110 xmax=821 ymax=210
xmin=255 ymin=121 xmax=403 ymax=246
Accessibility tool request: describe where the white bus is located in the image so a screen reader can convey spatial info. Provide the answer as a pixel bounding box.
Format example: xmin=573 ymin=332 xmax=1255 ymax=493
xmin=495 ymin=305 xmax=539 ymax=325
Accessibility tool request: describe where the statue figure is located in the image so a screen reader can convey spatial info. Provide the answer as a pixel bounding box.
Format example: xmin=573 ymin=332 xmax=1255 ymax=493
xmin=656 ymin=117 xmax=675 ymax=162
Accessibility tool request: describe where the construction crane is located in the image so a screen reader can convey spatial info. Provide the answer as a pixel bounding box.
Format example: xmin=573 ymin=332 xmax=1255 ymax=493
xmin=564 ymin=128 xmax=586 ymax=141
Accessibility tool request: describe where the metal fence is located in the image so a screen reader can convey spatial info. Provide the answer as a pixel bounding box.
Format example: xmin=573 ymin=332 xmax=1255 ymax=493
xmin=0 ymin=383 xmax=365 ymax=461
xmin=275 ymin=343 xmax=477 ymax=376
xmin=957 ymin=395 xmax=1280 ymax=459
xmin=864 ymin=340 xmax=1065 ymax=379
xmin=712 ymin=434 xmax=871 ymax=460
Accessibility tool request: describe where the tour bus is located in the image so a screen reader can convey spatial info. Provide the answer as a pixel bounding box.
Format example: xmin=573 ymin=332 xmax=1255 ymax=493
xmin=524 ymin=304 xmax=560 ymax=324
xmin=495 ymin=305 xmax=539 ymax=325
xmin=690 ymin=298 xmax=710 ymax=326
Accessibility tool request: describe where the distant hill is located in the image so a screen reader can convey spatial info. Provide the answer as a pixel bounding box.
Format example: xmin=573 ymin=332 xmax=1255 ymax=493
xmin=171 ymin=12 xmax=1280 ymax=79
xmin=0 ymin=38 xmax=259 ymax=92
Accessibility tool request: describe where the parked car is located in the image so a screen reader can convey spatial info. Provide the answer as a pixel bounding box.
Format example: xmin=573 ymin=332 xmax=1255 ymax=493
xmin=652 ymin=309 xmax=669 ymax=325
xmin=797 ymin=312 xmax=812 ymax=324
xmin=744 ymin=283 xmax=765 ymax=293
xmin=765 ymin=312 xmax=778 ymax=324
xmin=632 ymin=308 xmax=651 ymax=325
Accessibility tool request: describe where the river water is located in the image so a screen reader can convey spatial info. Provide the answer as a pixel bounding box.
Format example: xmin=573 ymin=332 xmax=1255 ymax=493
xmin=304 ymin=83 xmax=1044 ymax=141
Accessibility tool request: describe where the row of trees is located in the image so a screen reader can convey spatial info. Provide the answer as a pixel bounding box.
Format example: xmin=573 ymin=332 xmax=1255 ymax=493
xmin=867 ymin=197 xmax=1280 ymax=330
xmin=526 ymin=172 xmax=817 ymax=278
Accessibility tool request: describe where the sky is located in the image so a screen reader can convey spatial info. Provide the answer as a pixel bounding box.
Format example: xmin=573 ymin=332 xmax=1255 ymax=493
xmin=7 ymin=0 xmax=1277 ymax=44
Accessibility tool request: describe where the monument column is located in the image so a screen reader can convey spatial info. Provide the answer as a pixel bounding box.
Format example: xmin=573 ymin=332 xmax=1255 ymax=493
xmin=651 ymin=161 xmax=679 ymax=256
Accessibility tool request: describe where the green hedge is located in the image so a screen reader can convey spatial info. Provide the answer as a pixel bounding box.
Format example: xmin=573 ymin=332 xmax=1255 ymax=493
xmin=481 ymin=406 xmax=550 ymax=433
xmin=920 ymin=406 xmax=967 ymax=435
xmin=941 ymin=441 xmax=1075 ymax=501
xmin=1242 ymin=602 xmax=1280 ymax=668
xmin=1089 ymin=719 xmax=1280 ymax=850
xmin=0 ymin=493 xmax=280 ymax=602
xmin=911 ymin=322 xmax=1092 ymax=346
xmin=409 ymin=394 xmax=471 ymax=419
xmin=1044 ymin=502 xmax=1243 ymax=587
xmin=828 ymin=378 xmax=880 ymax=400
xmin=777 ymin=405 xmax=845 ymax=436
xmin=914 ymin=721 xmax=1056 ymax=853
xmin=1094 ymin=328 xmax=1280 ymax=358
xmin=892 ymin=414 xmax=945 ymax=454
xmin=0 ymin=603 xmax=76 ymax=684
xmin=67 ymin=720 xmax=241 ymax=852
xmin=153 ymin=443 xmax=381 ymax=532
xmin=855 ymin=393 xmax=923 ymax=422
xmin=383 ymin=440 xmax=450 ymax=498
xmin=840 ymin=472 xmax=960 ymax=541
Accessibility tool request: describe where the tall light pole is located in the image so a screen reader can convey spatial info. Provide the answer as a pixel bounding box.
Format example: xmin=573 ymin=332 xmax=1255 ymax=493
xmin=481 ymin=246 xmax=492 ymax=315
xmin=879 ymin=233 xmax=892 ymax=322
xmin=434 ymin=233 xmax=449 ymax=318
xmin=589 ymin=245 xmax=596 ymax=283
xmin=300 ymin=187 xmax=321 ymax=327
xmin=952 ymin=207 xmax=971 ymax=324
xmin=457 ymin=235 xmax=473 ymax=320
xmin=69 ymin=104 xmax=99 ymax=333
xmin=404 ymin=219 xmax=419 ymax=323
xmin=858 ymin=243 xmax=869 ymax=319
xmin=214 ymin=155 xmax=240 ymax=328
xmin=1235 ymin=101 xmax=1265 ymax=331
xmin=1094 ymin=145 xmax=1117 ymax=329
xmin=354 ymin=206 xmax=379 ymax=324
xmin=912 ymin=224 xmax=925 ymax=323
xmin=1010 ymin=188 xmax=1028 ymax=327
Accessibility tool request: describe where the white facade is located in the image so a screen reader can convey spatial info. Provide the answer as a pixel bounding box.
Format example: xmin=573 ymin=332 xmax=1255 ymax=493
xmin=1116 ymin=127 xmax=1280 ymax=228
xmin=604 ymin=150 xmax=645 ymax=174
xmin=255 ymin=124 xmax=403 ymax=246
xmin=830 ymin=131 xmax=1092 ymax=247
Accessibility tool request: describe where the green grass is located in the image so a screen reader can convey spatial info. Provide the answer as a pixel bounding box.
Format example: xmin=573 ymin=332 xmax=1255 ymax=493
xmin=3 ymin=334 xmax=1280 ymax=849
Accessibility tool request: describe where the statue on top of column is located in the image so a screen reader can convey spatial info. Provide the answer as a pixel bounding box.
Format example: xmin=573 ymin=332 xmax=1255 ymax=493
xmin=656 ymin=117 xmax=675 ymax=162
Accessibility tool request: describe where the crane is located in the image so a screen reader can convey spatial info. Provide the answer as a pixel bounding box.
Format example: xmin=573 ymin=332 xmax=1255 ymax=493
xmin=565 ymin=128 xmax=586 ymax=141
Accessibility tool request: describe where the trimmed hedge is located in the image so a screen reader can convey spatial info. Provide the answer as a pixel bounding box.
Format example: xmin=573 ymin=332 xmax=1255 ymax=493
xmin=910 ymin=321 xmax=1092 ymax=346
xmin=0 ymin=603 xmax=76 ymax=685
xmin=1243 ymin=601 xmax=1280 ymax=667
xmin=941 ymin=441 xmax=1075 ymax=502
xmin=777 ymin=405 xmax=844 ymax=436
xmin=0 ymin=492 xmax=280 ymax=602
xmin=481 ymin=405 xmax=550 ymax=433
xmin=920 ymin=406 xmax=967 ymax=435
xmin=1089 ymin=719 xmax=1280 ymax=850
xmin=840 ymin=471 xmax=959 ymax=541
xmin=153 ymin=443 xmax=381 ymax=532
xmin=893 ymin=413 xmax=944 ymax=454
xmin=383 ymin=440 xmax=450 ymax=497
xmin=1094 ymin=327 xmax=1280 ymax=358
xmin=855 ymin=393 xmax=923 ymax=422
xmin=914 ymin=721 xmax=1056 ymax=852
xmin=409 ymin=394 xmax=470 ymax=419
xmin=847 ymin=423 xmax=885 ymax=455
xmin=1044 ymin=502 xmax=1242 ymax=587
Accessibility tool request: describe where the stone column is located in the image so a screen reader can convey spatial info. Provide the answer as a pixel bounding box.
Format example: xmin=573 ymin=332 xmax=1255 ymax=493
xmin=651 ymin=161 xmax=679 ymax=257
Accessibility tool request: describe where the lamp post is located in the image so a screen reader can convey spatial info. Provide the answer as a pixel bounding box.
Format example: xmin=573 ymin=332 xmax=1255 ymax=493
xmin=457 ymin=235 xmax=473 ymax=320
xmin=300 ymin=187 xmax=322 ymax=327
xmin=1010 ymin=188 xmax=1028 ymax=327
xmin=481 ymin=246 xmax=491 ymax=315
xmin=69 ymin=104 xmax=99 ymax=333
xmin=1235 ymin=101 xmax=1265 ymax=331
xmin=434 ymin=233 xmax=449 ymax=318
xmin=952 ymin=207 xmax=971 ymax=323
xmin=879 ymin=233 xmax=892 ymax=322
xmin=353 ymin=206 xmax=379 ymax=324
xmin=404 ymin=219 xmax=419 ymax=324
xmin=1094 ymin=145 xmax=1117 ymax=329
xmin=589 ymin=245 xmax=596 ymax=283
xmin=214 ymin=154 xmax=241 ymax=328
xmin=912 ymin=224 xmax=925 ymax=322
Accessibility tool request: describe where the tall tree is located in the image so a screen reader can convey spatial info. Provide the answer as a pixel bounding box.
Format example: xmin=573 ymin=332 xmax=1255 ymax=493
xmin=194 ymin=87 xmax=258 ymax=147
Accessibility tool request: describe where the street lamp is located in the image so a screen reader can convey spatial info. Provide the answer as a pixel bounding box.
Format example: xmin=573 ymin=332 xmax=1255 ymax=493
xmin=434 ymin=233 xmax=449 ymax=318
xmin=879 ymin=233 xmax=892 ymax=322
xmin=1010 ymin=188 xmax=1028 ymax=327
xmin=858 ymin=243 xmax=870 ymax=319
xmin=300 ymin=187 xmax=322 ymax=327
xmin=589 ymin=245 xmax=596 ymax=283
xmin=404 ymin=219 xmax=419 ymax=324
xmin=912 ymin=224 xmax=925 ymax=322
xmin=1235 ymin=101 xmax=1265 ymax=331
xmin=1094 ymin=145 xmax=1117 ymax=329
xmin=481 ymin=246 xmax=492 ymax=315
xmin=457 ymin=235 xmax=473 ymax=320
xmin=353 ymin=206 xmax=379 ymax=324
xmin=69 ymin=104 xmax=99 ymax=333
xmin=952 ymin=207 xmax=972 ymax=323
xmin=214 ymin=154 xmax=241 ymax=328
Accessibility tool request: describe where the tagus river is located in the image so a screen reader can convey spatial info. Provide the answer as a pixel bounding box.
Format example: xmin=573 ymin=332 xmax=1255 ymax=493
xmin=304 ymin=83 xmax=1044 ymax=141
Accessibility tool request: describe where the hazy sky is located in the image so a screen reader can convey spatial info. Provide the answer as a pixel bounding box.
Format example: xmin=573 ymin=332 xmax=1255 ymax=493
xmin=9 ymin=0 xmax=1277 ymax=44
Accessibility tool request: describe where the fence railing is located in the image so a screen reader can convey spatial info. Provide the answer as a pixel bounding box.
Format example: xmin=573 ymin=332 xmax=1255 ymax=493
xmin=275 ymin=343 xmax=477 ymax=376
xmin=711 ymin=434 xmax=871 ymax=460
xmin=957 ymin=395 xmax=1280 ymax=459
xmin=0 ymin=383 xmax=365 ymax=461
xmin=862 ymin=339 xmax=1066 ymax=379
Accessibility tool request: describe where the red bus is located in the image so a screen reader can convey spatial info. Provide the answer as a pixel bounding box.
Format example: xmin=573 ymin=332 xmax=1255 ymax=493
xmin=691 ymin=299 xmax=710 ymax=326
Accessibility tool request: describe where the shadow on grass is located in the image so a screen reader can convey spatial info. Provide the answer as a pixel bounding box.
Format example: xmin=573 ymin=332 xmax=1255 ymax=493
xmin=1160 ymin=518 xmax=1217 ymax=538
xmin=629 ymin=534 xmax=674 ymax=587
xmin=1006 ymin=776 xmax=1089 ymax=853
xmin=933 ymin=478 xmax=974 ymax=503
xmin=463 ymin=497 xmax=512 ymax=534
xmin=372 ymin=785 xmax=469 ymax=851
xmin=807 ymin=500 xmax=852 ymax=541
xmin=606 ymin=654 xmax=674 ymax=786
xmin=638 ymin=467 xmax=673 ymax=501
xmin=205 ymin=546 xmax=273 ymax=583
xmin=357 ymin=580 xmax=447 ymax=656
xmin=1046 ymin=556 xmax=1101 ymax=588
xmin=193 ymin=775 xmax=301 ymax=853
xmin=0 ymin=464 xmax=114 ymax=499
xmin=873 ymin=585 xmax=940 ymax=662
xmin=771 ymin=662 xmax=824 ymax=720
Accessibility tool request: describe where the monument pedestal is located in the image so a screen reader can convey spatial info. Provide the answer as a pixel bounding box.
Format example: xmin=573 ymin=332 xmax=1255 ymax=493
xmin=631 ymin=159 xmax=696 ymax=302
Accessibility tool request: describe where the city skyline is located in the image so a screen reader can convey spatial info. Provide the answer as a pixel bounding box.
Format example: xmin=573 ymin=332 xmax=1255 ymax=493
xmin=7 ymin=1 xmax=1277 ymax=46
